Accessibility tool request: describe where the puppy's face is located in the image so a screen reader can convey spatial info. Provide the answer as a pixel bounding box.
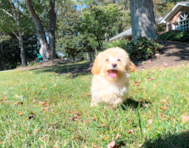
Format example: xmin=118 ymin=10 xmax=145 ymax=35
xmin=92 ymin=47 xmax=135 ymax=81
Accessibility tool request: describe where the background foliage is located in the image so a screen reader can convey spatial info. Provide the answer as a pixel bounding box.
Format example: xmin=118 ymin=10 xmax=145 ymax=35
xmin=0 ymin=0 xmax=182 ymax=69
xmin=103 ymin=37 xmax=162 ymax=60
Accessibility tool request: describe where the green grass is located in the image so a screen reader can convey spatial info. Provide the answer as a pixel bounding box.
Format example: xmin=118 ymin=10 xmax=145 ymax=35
xmin=1 ymin=62 xmax=189 ymax=147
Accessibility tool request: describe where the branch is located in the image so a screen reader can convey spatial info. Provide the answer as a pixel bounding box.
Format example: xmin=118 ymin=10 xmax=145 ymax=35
xmin=1 ymin=8 xmax=14 ymax=18
xmin=12 ymin=31 xmax=19 ymax=39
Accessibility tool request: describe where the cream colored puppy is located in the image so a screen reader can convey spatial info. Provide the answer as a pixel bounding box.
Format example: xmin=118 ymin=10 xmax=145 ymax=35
xmin=91 ymin=47 xmax=136 ymax=108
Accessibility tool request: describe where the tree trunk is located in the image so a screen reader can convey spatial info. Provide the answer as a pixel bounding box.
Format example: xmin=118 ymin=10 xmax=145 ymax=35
xmin=24 ymin=0 xmax=50 ymax=61
xmin=18 ymin=33 xmax=27 ymax=66
xmin=0 ymin=43 xmax=4 ymax=70
xmin=49 ymin=0 xmax=56 ymax=59
xmin=70 ymin=54 xmax=75 ymax=61
xmin=130 ymin=0 xmax=158 ymax=40
xmin=9 ymin=0 xmax=27 ymax=66
xmin=122 ymin=0 xmax=127 ymax=11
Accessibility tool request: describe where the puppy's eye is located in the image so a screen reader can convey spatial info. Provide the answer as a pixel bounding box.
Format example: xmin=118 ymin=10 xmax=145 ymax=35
xmin=106 ymin=59 xmax=109 ymax=61
xmin=117 ymin=59 xmax=121 ymax=62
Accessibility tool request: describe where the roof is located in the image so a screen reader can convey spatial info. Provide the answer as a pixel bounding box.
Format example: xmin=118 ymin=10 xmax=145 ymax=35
xmin=158 ymin=1 xmax=189 ymax=24
xmin=109 ymin=28 xmax=132 ymax=41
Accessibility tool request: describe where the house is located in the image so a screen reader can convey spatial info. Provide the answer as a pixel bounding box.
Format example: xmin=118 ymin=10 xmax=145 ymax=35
xmin=108 ymin=2 xmax=189 ymax=41
xmin=109 ymin=28 xmax=132 ymax=41
xmin=158 ymin=1 xmax=189 ymax=32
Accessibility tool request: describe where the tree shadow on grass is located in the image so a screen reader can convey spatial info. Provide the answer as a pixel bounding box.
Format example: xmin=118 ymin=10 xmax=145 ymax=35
xmin=142 ymin=131 xmax=189 ymax=148
xmin=28 ymin=61 xmax=92 ymax=78
xmin=121 ymin=97 xmax=151 ymax=109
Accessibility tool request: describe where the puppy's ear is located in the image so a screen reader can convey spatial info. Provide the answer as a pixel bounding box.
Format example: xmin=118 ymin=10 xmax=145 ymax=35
xmin=91 ymin=54 xmax=102 ymax=75
xmin=126 ymin=59 xmax=136 ymax=72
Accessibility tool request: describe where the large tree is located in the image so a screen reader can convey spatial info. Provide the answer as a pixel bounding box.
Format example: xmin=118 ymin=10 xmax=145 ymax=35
xmin=56 ymin=1 xmax=91 ymax=61
xmin=81 ymin=4 xmax=124 ymax=50
xmin=130 ymin=0 xmax=158 ymax=40
xmin=0 ymin=0 xmax=31 ymax=66
xmin=24 ymin=0 xmax=56 ymax=61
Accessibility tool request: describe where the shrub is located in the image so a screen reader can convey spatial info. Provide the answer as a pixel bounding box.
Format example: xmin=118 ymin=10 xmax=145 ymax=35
xmin=103 ymin=37 xmax=162 ymax=60
xmin=103 ymin=38 xmax=128 ymax=49
xmin=159 ymin=30 xmax=183 ymax=41
xmin=28 ymin=61 xmax=38 ymax=66
xmin=180 ymin=29 xmax=189 ymax=42
xmin=159 ymin=30 xmax=189 ymax=43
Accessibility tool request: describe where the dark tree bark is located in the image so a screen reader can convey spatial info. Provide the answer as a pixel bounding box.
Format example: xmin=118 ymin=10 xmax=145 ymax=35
xmin=8 ymin=0 xmax=27 ymax=66
xmin=24 ymin=0 xmax=51 ymax=61
xmin=130 ymin=0 xmax=158 ymax=40
xmin=49 ymin=0 xmax=56 ymax=59
xmin=0 ymin=43 xmax=4 ymax=70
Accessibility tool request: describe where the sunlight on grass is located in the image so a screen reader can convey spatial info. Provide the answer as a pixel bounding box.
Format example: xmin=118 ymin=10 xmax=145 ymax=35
xmin=0 ymin=64 xmax=189 ymax=147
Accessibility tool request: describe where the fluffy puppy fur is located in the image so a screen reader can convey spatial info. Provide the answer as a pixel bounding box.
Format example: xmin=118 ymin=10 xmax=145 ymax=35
xmin=91 ymin=47 xmax=136 ymax=108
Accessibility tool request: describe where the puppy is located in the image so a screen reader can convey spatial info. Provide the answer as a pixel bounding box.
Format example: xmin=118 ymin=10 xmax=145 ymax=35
xmin=91 ymin=47 xmax=136 ymax=108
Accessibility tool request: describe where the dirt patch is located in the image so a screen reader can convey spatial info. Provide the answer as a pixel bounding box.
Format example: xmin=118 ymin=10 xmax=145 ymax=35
xmin=136 ymin=40 xmax=189 ymax=70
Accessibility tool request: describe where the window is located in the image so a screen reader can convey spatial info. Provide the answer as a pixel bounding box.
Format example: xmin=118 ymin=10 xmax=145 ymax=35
xmin=178 ymin=11 xmax=189 ymax=31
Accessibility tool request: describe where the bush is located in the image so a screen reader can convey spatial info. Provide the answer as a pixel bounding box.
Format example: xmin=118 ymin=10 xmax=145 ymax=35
xmin=159 ymin=30 xmax=183 ymax=41
xmin=103 ymin=37 xmax=162 ymax=60
xmin=159 ymin=30 xmax=189 ymax=43
xmin=180 ymin=29 xmax=189 ymax=42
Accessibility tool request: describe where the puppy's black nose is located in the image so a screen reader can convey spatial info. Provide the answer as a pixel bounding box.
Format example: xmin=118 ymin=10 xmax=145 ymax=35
xmin=112 ymin=63 xmax=117 ymax=68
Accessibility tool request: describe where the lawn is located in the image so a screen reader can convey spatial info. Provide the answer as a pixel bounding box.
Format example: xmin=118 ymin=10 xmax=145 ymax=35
xmin=0 ymin=62 xmax=189 ymax=147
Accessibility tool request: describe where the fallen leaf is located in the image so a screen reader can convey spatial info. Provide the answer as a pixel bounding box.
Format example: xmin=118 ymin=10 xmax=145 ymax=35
xmin=159 ymin=107 xmax=167 ymax=110
xmin=107 ymin=134 xmax=120 ymax=148
xmin=69 ymin=111 xmax=79 ymax=114
xmin=134 ymin=81 xmax=139 ymax=86
xmin=33 ymin=92 xmax=37 ymax=95
xmin=40 ymin=102 xmax=49 ymax=106
xmin=148 ymin=119 xmax=153 ymax=125
xmin=44 ymin=107 xmax=49 ymax=112
xmin=42 ymin=87 xmax=47 ymax=90
xmin=147 ymin=60 xmax=151 ymax=63
xmin=162 ymin=99 xmax=170 ymax=106
xmin=67 ymin=95 xmax=72 ymax=99
xmin=182 ymin=111 xmax=189 ymax=122
xmin=65 ymin=81 xmax=70 ymax=84
xmin=14 ymin=101 xmax=23 ymax=105
xmin=128 ymin=129 xmax=134 ymax=134
xmin=100 ymin=124 xmax=109 ymax=128
xmin=35 ymin=129 xmax=39 ymax=134
xmin=87 ymin=119 xmax=91 ymax=124
xmin=28 ymin=113 xmax=36 ymax=120
xmin=2 ymin=97 xmax=6 ymax=100
xmin=147 ymin=77 xmax=154 ymax=81
xmin=155 ymin=54 xmax=160 ymax=59
xmin=107 ymin=140 xmax=116 ymax=148
xmin=68 ymin=111 xmax=81 ymax=121
xmin=67 ymin=117 xmax=74 ymax=121
xmin=160 ymin=113 xmax=167 ymax=118
xmin=182 ymin=115 xmax=189 ymax=122
xmin=32 ymin=99 xmax=38 ymax=103
xmin=164 ymin=63 xmax=168 ymax=66
xmin=18 ymin=112 xmax=23 ymax=116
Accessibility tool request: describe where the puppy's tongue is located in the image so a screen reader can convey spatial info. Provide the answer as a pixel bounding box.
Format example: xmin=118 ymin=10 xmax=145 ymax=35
xmin=109 ymin=70 xmax=117 ymax=78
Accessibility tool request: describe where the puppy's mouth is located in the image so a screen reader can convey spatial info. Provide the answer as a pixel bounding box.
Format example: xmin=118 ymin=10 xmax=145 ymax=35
xmin=108 ymin=70 xmax=117 ymax=78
